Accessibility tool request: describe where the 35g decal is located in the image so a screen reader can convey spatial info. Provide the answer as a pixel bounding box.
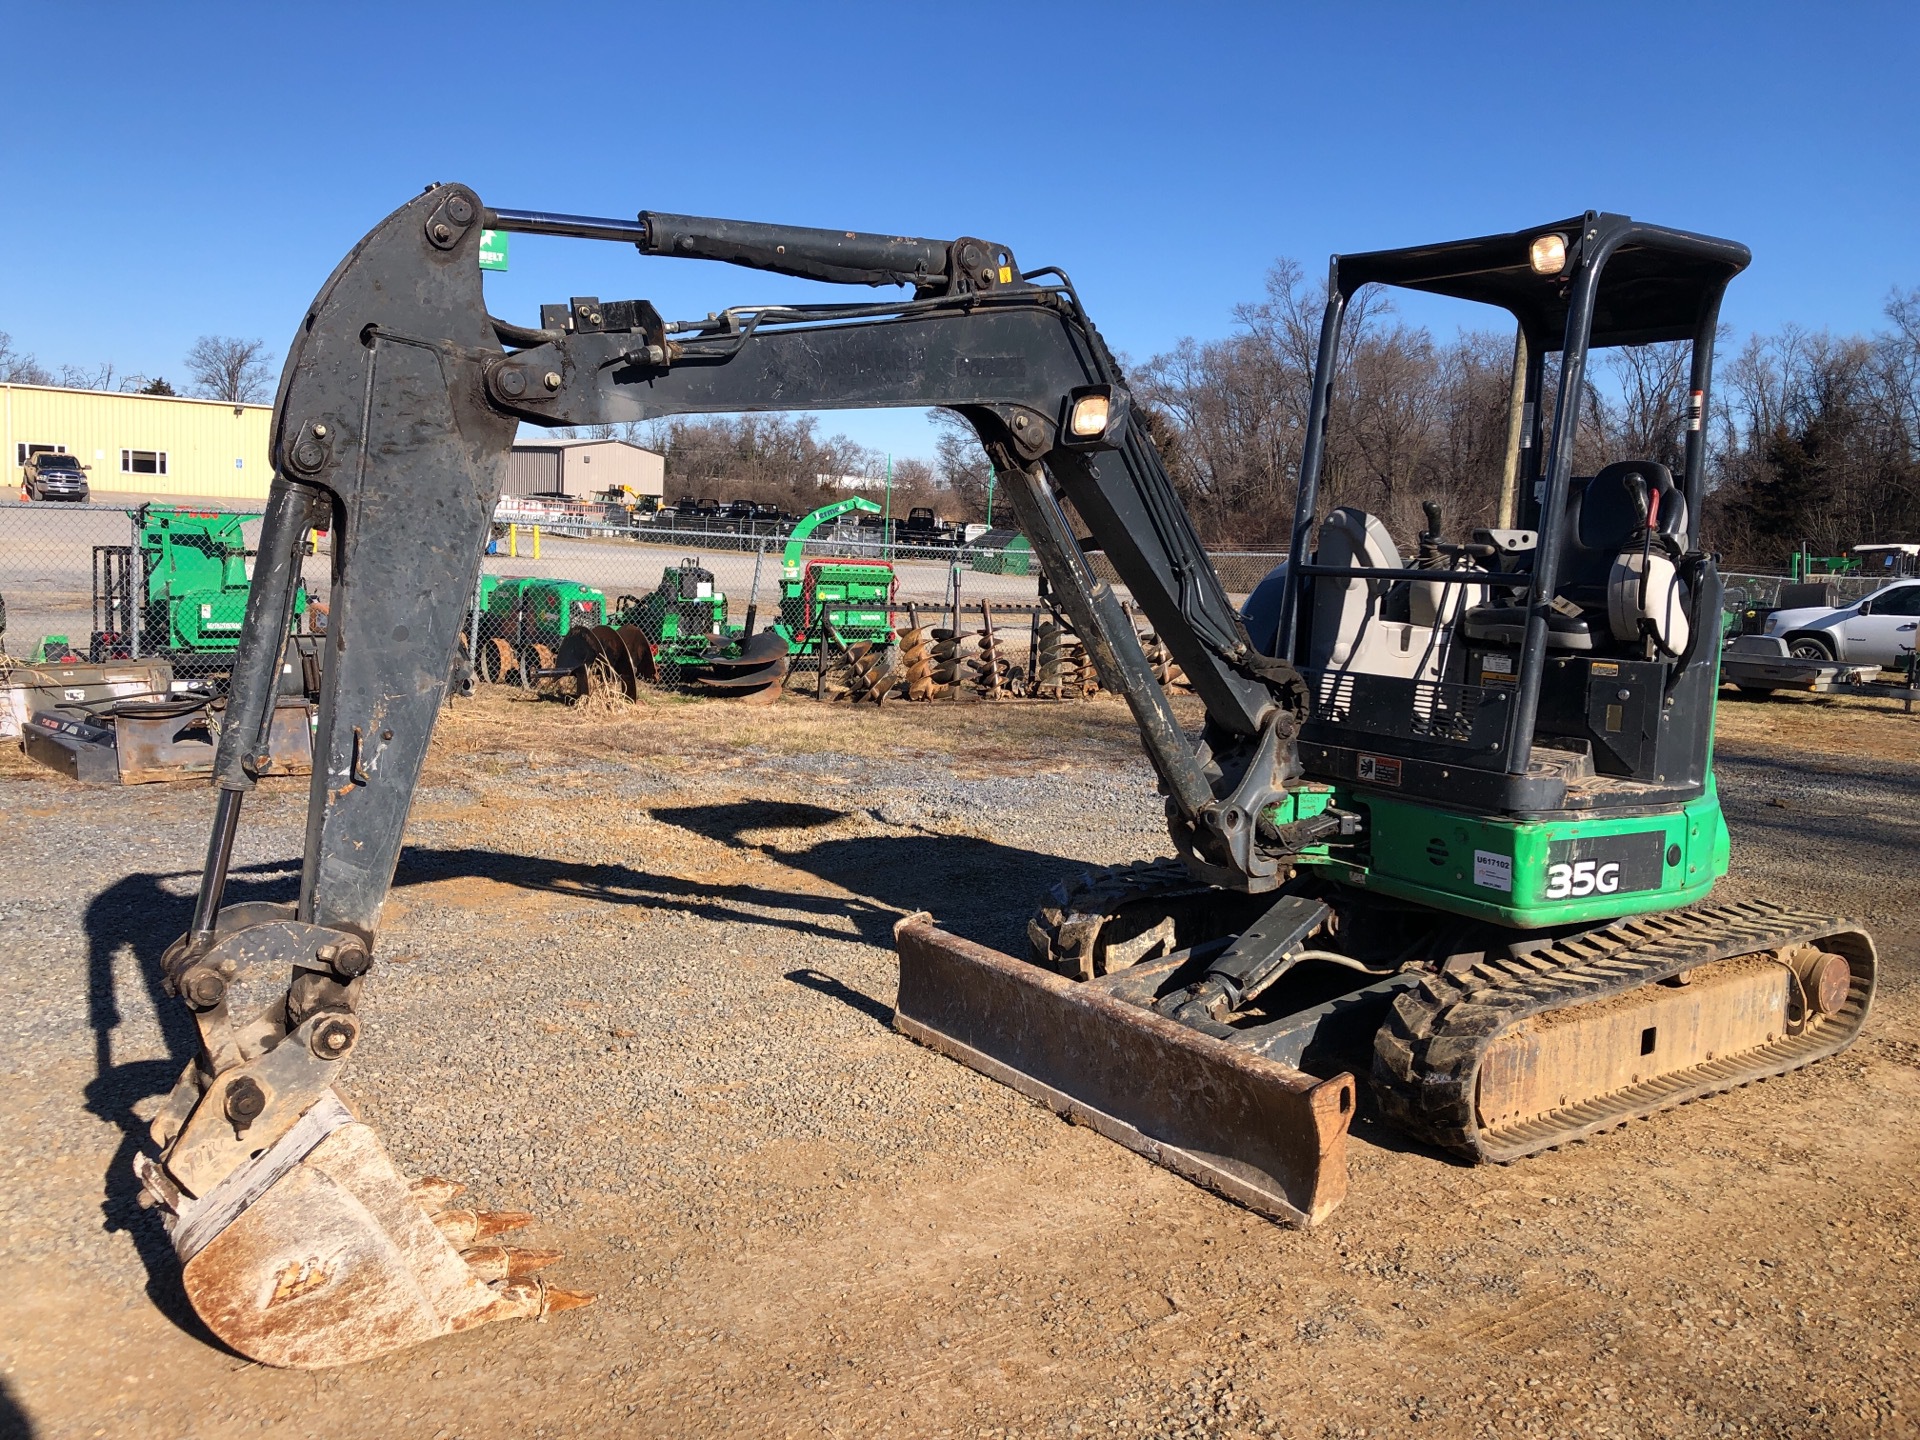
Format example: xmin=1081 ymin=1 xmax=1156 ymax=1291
xmin=1542 ymin=831 xmax=1668 ymax=902
xmin=1544 ymin=859 xmax=1621 ymax=898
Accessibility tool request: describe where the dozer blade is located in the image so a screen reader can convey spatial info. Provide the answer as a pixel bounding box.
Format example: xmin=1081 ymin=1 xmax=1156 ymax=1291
xmin=893 ymin=916 xmax=1354 ymax=1226
xmin=160 ymin=1093 xmax=592 ymax=1369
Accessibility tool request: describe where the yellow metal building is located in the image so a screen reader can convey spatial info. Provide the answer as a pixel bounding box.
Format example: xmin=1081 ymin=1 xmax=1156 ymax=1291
xmin=4 ymin=382 xmax=273 ymax=502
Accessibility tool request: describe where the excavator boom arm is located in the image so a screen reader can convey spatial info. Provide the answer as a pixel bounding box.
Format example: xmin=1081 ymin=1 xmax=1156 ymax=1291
xmin=143 ymin=185 xmax=1316 ymax=1367
xmin=235 ymin=185 xmax=1301 ymax=937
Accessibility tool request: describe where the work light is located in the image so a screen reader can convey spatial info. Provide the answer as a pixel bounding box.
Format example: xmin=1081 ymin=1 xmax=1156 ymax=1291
xmin=1069 ymin=393 xmax=1111 ymax=437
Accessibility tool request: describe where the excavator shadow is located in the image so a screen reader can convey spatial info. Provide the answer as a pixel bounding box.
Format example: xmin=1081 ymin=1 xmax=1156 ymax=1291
xmin=390 ymin=841 xmax=904 ymax=945
xmin=0 ymin=1375 xmax=35 ymax=1440
xmin=645 ymin=803 xmax=1468 ymax=1163
xmin=393 ymin=825 xmax=1451 ymax=1164
xmin=644 ymin=800 xmax=1085 ymax=953
xmin=81 ymin=821 xmax=1442 ymax=1336
xmin=395 ymin=799 xmax=1082 ymax=1034
xmin=81 ymin=861 xmax=304 ymax=1353
xmin=391 ymin=803 xmax=1091 ymax=1025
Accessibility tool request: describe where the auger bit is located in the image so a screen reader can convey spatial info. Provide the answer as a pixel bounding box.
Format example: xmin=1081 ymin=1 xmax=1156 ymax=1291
xmin=133 ymin=186 xmax=590 ymax=1368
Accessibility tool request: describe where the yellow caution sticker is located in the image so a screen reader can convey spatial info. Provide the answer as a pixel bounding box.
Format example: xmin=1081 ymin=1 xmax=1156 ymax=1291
xmin=998 ymin=266 xmax=1013 ymax=284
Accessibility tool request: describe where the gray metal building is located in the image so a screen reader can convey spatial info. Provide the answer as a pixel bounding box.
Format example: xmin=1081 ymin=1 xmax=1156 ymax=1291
xmin=503 ymin=438 xmax=664 ymax=499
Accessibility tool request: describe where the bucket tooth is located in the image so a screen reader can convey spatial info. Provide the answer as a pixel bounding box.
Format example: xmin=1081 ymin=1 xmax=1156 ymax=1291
xmin=433 ymin=1207 xmax=534 ymax=1244
xmin=462 ymin=1245 xmax=565 ymax=1281
xmin=407 ymin=1176 xmax=465 ymax=1212
xmin=473 ymin=1209 xmax=535 ymax=1238
xmin=535 ymin=1284 xmax=598 ymax=1315
xmin=486 ymin=1279 xmax=597 ymax=1317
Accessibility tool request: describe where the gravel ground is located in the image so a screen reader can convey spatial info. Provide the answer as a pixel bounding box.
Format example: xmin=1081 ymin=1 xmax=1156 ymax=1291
xmin=1 ymin=687 xmax=1917 ymax=1440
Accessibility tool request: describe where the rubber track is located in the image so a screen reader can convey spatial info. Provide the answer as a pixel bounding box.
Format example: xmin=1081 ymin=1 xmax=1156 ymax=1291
xmin=1027 ymin=859 xmax=1212 ymax=977
xmin=1370 ymin=899 xmax=1877 ymax=1163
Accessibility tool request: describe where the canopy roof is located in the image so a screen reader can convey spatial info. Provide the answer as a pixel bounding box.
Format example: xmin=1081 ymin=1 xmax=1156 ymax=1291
xmin=1332 ymin=212 xmax=1750 ymax=350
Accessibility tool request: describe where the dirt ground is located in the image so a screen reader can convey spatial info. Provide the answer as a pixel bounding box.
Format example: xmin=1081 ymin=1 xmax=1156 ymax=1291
xmin=2 ymin=684 xmax=1918 ymax=1440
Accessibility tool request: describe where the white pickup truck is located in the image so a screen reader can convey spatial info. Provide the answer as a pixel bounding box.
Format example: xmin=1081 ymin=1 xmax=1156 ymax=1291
xmin=1762 ymin=578 xmax=1920 ymax=667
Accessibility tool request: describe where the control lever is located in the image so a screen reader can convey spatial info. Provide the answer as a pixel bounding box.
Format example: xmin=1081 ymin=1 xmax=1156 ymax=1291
xmin=1422 ymin=497 xmax=1496 ymax=563
xmin=1417 ymin=501 xmax=1445 ymax=566
xmin=1625 ymin=472 xmax=1654 ymax=611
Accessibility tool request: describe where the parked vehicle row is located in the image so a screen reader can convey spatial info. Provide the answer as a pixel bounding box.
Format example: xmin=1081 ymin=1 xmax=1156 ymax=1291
xmin=1760 ymin=578 xmax=1920 ymax=668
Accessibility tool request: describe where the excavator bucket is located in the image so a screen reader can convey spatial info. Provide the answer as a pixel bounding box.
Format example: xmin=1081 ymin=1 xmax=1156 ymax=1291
xmin=146 ymin=1093 xmax=590 ymax=1369
xmin=892 ymin=917 xmax=1354 ymax=1226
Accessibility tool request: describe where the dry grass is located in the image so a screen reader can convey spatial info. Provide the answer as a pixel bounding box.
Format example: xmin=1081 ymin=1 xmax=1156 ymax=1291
xmin=6 ymin=673 xmax=1909 ymax=793
xmin=1716 ymin=688 xmax=1919 ymax=765
xmin=567 ymin=658 xmax=650 ymax=718
xmin=0 ymin=732 xmax=41 ymax=781
xmin=427 ymin=683 xmax=1170 ymax=785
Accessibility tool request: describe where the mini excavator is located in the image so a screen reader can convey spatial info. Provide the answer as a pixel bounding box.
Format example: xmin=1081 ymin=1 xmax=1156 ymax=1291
xmin=137 ymin=189 xmax=1874 ymax=1367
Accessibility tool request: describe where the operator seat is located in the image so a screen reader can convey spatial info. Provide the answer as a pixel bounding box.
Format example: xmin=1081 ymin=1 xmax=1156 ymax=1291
xmin=1563 ymin=461 xmax=1685 ymax=602
xmin=1463 ymin=461 xmax=1687 ymax=652
xmin=1306 ymin=508 xmax=1403 ymax=671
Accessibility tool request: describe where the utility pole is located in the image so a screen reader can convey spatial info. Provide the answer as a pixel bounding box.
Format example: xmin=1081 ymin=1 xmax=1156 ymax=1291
xmin=985 ymin=465 xmax=996 ymax=528
xmin=1496 ymin=325 xmax=1528 ymax=529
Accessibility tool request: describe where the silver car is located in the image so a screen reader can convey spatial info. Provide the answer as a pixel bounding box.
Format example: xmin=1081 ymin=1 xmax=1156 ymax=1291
xmin=1763 ymin=579 xmax=1920 ymax=667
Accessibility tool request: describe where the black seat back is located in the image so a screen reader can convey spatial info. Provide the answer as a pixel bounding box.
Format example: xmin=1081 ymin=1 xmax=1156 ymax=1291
xmin=1561 ymin=461 xmax=1680 ymax=595
xmin=1581 ymin=461 xmax=1680 ymax=548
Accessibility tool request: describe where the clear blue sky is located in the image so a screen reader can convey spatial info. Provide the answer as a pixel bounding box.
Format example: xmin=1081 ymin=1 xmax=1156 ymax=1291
xmin=3 ymin=2 xmax=1913 ymax=465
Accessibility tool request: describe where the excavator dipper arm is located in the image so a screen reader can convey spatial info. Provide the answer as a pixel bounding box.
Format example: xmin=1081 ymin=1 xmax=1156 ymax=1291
xmin=139 ymin=185 xmax=1334 ymax=1367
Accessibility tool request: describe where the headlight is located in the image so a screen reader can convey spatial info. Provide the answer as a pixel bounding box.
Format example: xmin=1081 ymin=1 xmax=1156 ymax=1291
xmin=1761 ymin=613 xmax=1780 ymax=634
xmin=1068 ymin=393 xmax=1110 ymax=438
xmin=1529 ymin=233 xmax=1568 ymax=275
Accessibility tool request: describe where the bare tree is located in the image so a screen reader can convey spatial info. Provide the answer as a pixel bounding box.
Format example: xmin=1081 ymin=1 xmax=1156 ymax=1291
xmin=0 ymin=332 xmax=52 ymax=384
xmin=636 ymin=413 xmax=892 ymax=513
xmin=931 ymin=410 xmax=993 ymax=519
xmin=186 ymin=335 xmax=275 ymax=404
xmin=57 ymin=360 xmax=117 ymax=391
xmin=888 ymin=456 xmax=945 ymax=514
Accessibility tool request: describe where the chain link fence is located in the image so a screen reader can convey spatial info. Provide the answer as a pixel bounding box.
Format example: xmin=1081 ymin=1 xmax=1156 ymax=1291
xmin=0 ymin=496 xmax=1293 ymax=704
xmin=1721 ymin=570 xmax=1883 ymax=618
xmin=0 ymin=498 xmax=338 ymax=688
xmin=16 ymin=494 xmax=1905 ymax=703
xmin=452 ymin=517 xmax=1291 ymax=699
